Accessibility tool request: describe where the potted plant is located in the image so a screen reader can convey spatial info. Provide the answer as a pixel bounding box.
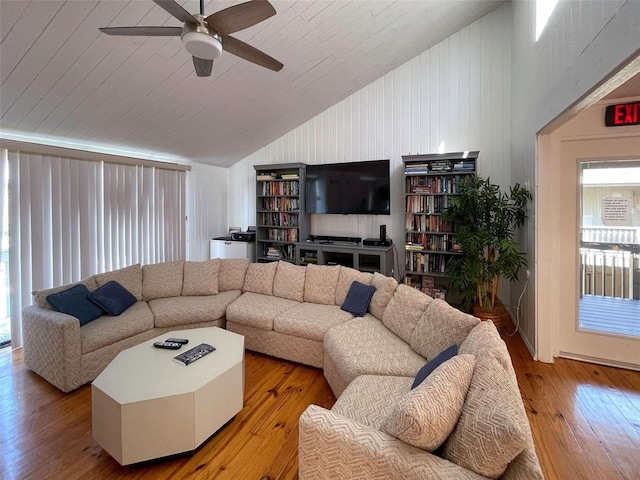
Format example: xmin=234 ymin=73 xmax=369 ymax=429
xmin=441 ymin=175 xmax=532 ymax=322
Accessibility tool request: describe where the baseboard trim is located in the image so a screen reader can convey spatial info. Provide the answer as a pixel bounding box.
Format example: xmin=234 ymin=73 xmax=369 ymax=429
xmin=558 ymin=351 xmax=640 ymax=371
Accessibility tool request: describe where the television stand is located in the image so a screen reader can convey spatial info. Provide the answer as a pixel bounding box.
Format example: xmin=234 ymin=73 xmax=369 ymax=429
xmin=296 ymin=241 xmax=393 ymax=276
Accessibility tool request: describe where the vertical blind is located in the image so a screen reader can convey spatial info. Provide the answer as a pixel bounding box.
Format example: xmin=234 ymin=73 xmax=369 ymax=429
xmin=1 ymin=148 xmax=186 ymax=347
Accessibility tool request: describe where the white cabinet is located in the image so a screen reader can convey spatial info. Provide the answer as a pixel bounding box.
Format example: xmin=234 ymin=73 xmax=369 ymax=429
xmin=210 ymin=239 xmax=256 ymax=262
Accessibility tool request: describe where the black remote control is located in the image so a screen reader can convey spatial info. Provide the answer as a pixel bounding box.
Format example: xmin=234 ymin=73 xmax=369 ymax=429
xmin=166 ymin=337 xmax=188 ymax=344
xmin=153 ymin=341 xmax=182 ymax=350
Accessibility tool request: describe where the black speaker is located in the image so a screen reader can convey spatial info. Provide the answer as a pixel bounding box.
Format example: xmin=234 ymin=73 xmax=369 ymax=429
xmin=380 ymin=224 xmax=386 ymax=241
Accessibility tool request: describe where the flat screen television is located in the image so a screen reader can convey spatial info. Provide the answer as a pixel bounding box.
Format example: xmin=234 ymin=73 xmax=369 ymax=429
xmin=305 ymin=159 xmax=390 ymax=215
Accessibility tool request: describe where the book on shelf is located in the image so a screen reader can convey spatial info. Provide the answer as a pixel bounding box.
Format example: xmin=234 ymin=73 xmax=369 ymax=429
xmin=257 ymin=173 xmax=276 ymax=181
xmin=280 ymin=173 xmax=299 ymax=179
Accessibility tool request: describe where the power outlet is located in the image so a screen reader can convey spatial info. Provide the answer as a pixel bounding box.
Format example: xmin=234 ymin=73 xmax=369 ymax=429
xmin=526 ymin=269 xmax=531 ymax=279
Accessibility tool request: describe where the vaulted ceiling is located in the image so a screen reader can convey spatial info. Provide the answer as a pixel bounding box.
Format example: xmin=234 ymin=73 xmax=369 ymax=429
xmin=1 ymin=0 xmax=506 ymax=167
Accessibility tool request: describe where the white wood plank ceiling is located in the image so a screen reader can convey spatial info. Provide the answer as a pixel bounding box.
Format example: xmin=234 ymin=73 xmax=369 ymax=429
xmin=0 ymin=0 xmax=505 ymax=167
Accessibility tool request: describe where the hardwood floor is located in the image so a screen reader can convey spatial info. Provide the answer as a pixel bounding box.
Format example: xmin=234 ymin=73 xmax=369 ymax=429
xmin=1 ymin=331 xmax=639 ymax=480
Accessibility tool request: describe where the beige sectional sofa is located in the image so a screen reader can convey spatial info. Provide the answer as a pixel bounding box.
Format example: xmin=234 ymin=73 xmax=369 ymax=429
xmin=22 ymin=259 xmax=543 ymax=479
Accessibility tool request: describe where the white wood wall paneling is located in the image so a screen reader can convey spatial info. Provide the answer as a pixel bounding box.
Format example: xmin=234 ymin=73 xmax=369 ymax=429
xmin=0 ymin=1 xmax=30 ymax=43
xmin=227 ymin=6 xmax=511 ymax=254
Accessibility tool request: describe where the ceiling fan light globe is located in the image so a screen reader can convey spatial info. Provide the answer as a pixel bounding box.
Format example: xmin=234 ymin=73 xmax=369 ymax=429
xmin=182 ymin=32 xmax=222 ymax=60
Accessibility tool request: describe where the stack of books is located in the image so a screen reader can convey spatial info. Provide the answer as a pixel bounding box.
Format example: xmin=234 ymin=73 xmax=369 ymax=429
xmin=280 ymin=173 xmax=299 ymax=180
xmin=257 ymin=173 xmax=277 ymax=181
xmin=266 ymin=246 xmax=282 ymax=259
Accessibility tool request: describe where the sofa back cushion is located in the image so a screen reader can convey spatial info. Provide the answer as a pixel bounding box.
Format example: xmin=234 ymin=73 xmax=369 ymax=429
xmin=460 ymin=320 xmax=515 ymax=377
xmin=442 ymin=356 xmax=527 ymax=478
xmin=410 ymin=299 xmax=479 ymax=361
xmin=94 ymin=264 xmax=143 ymax=301
xmin=382 ymin=284 xmax=433 ymax=343
xmin=142 ymin=261 xmax=184 ymax=301
xmin=218 ymin=258 xmax=250 ymax=292
xmin=368 ymin=272 xmax=398 ymax=319
xmin=33 ymin=277 xmax=98 ymax=309
xmin=182 ymin=259 xmax=220 ymax=296
xmin=273 ymin=261 xmax=306 ymax=302
xmin=243 ymin=261 xmax=278 ymax=295
xmin=304 ymin=264 xmax=341 ymax=305
xmin=334 ymin=267 xmax=373 ymax=305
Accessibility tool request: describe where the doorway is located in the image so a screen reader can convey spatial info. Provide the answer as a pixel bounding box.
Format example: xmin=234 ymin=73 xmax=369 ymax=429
xmin=579 ymin=160 xmax=640 ymax=339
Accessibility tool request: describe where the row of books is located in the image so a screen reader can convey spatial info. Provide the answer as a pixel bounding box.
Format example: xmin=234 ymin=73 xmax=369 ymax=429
xmin=406 ymin=195 xmax=448 ymax=214
xmin=405 ymin=252 xmax=447 ymax=274
xmin=405 ymin=275 xmax=446 ymax=300
xmin=260 ymin=212 xmax=298 ymax=227
xmin=405 ymin=175 xmax=468 ymax=194
xmin=264 ymin=244 xmax=294 ymax=260
xmin=267 ymin=228 xmax=298 ymax=242
xmin=405 ymin=213 xmax=450 ymax=232
xmin=257 ymin=173 xmax=300 ymax=181
xmin=260 ymin=180 xmax=299 ymax=196
xmin=405 ymin=233 xmax=459 ymax=252
xmin=404 ymin=160 xmax=475 ymax=174
xmin=261 ymin=197 xmax=299 ymax=211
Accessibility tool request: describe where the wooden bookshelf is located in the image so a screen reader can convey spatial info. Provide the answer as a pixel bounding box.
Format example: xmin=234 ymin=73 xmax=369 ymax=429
xmin=402 ymin=151 xmax=479 ymax=300
xmin=254 ymin=163 xmax=309 ymax=263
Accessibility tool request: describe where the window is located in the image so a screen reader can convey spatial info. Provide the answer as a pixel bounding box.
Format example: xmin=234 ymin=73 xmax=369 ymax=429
xmin=0 ymin=148 xmax=187 ymax=347
xmin=536 ymin=0 xmax=560 ymax=41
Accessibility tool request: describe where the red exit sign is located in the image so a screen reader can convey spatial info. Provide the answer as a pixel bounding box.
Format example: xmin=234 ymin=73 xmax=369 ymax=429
xmin=605 ymin=101 xmax=640 ymax=127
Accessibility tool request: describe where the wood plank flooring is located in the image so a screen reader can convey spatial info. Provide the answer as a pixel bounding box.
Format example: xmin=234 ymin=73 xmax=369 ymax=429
xmin=1 ymin=330 xmax=640 ymax=480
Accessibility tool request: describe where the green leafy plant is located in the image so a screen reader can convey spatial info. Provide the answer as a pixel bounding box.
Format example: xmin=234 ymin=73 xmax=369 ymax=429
xmin=441 ymin=175 xmax=532 ymax=312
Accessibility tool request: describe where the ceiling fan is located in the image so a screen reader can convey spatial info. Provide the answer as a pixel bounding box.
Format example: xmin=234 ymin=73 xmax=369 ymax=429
xmin=100 ymin=0 xmax=283 ymax=77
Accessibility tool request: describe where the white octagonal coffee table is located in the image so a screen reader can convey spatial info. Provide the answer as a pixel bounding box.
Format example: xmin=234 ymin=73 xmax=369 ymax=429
xmin=92 ymin=327 xmax=244 ymax=465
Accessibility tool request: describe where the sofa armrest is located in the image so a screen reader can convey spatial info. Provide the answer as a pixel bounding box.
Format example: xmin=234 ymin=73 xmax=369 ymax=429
xmin=299 ymin=405 xmax=488 ymax=480
xmin=22 ymin=305 xmax=82 ymax=392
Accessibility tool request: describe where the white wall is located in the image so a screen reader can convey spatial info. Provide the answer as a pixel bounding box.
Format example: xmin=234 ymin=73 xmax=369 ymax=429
xmin=511 ymin=0 xmax=640 ymax=359
xmin=186 ymin=162 xmax=228 ymax=261
xmin=228 ymin=3 xmax=513 ymax=275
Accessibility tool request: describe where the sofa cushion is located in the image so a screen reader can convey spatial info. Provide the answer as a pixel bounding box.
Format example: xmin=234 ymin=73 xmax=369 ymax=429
xmin=304 ymin=263 xmax=341 ymax=305
xmin=442 ymin=356 xmax=528 ymax=479
xmin=88 ymin=281 xmax=137 ymax=316
xmin=341 ymin=281 xmax=376 ymax=317
xmin=142 ymin=260 xmax=184 ymax=301
xmin=182 ymin=259 xmax=220 ymax=296
xmin=323 ymin=316 xmax=426 ymax=396
xmin=46 ymin=284 xmax=104 ymax=326
xmin=273 ymin=261 xmax=306 ymax=302
xmin=218 ymin=258 xmax=250 ymax=292
xmin=382 ymin=284 xmax=433 ymax=344
xmin=384 ymin=354 xmax=475 ymax=451
xmin=335 ymin=267 xmax=373 ymax=305
xmin=410 ymin=299 xmax=480 ymax=361
xmin=243 ymin=261 xmax=278 ymax=295
xmin=33 ymin=277 xmax=98 ymax=309
xmin=94 ymin=264 xmax=143 ymax=301
xmin=226 ymin=292 xmax=299 ymax=331
xmin=80 ymin=301 xmax=154 ymax=354
xmin=274 ymin=303 xmax=353 ymax=342
xmin=412 ymin=344 xmax=457 ymax=389
xmin=332 ymin=375 xmax=413 ymax=430
xmin=460 ymin=320 xmax=515 ymax=377
xmin=149 ymin=291 xmax=241 ymax=328
xmin=368 ymin=272 xmax=397 ymax=319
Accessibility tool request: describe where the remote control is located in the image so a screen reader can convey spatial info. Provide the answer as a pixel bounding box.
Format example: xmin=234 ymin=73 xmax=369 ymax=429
xmin=153 ymin=341 xmax=182 ymax=350
xmin=166 ymin=337 xmax=188 ymax=345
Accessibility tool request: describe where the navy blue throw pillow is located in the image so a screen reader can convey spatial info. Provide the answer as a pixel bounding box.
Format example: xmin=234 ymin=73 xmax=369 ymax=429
xmin=46 ymin=284 xmax=104 ymax=326
xmin=411 ymin=344 xmax=458 ymax=389
xmin=341 ymin=281 xmax=377 ymax=317
xmin=89 ymin=280 xmax=137 ymax=316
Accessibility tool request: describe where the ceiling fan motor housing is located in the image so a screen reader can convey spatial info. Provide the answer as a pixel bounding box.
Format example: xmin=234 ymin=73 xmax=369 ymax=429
xmin=181 ymin=16 xmax=222 ymax=60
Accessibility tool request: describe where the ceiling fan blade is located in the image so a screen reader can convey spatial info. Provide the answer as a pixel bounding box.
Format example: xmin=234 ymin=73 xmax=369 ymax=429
xmin=153 ymin=0 xmax=197 ymax=24
xmin=99 ymin=26 xmax=183 ymax=36
xmin=223 ymin=35 xmax=283 ymax=71
xmin=193 ymin=57 xmax=213 ymax=77
xmin=205 ymin=0 xmax=276 ymax=36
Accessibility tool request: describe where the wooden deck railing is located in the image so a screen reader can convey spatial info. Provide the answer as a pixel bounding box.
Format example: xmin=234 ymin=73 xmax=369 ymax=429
xmin=580 ymin=248 xmax=640 ymax=299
